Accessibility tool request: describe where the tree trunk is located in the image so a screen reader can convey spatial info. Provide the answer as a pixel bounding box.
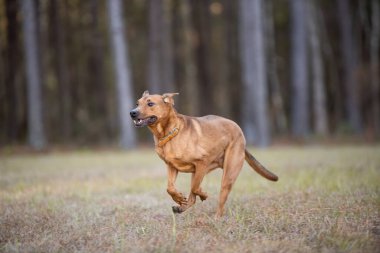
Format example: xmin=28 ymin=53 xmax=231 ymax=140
xmin=49 ymin=0 xmax=72 ymax=141
xmin=161 ymin=0 xmax=175 ymax=92
xmin=239 ymin=0 xmax=256 ymax=144
xmin=337 ymin=0 xmax=362 ymax=133
xmin=191 ymin=0 xmax=215 ymax=116
xmin=211 ymin=2 xmax=230 ymax=117
xmin=370 ymin=0 xmax=380 ymax=135
xmin=173 ymin=0 xmax=199 ymax=115
xmin=107 ymin=0 xmax=136 ymax=149
xmin=265 ymin=0 xmax=287 ymax=134
xmin=22 ymin=0 xmax=46 ymax=149
xmin=308 ymin=0 xmax=328 ymax=135
xmin=148 ymin=0 xmax=162 ymax=93
xmin=223 ymin=0 xmax=241 ymax=123
xmin=239 ymin=0 xmax=270 ymax=147
xmin=148 ymin=0 xmax=175 ymax=93
xmin=290 ymin=0 xmax=309 ymax=137
xmin=5 ymin=0 xmax=21 ymax=143
xmin=89 ymin=0 xmax=109 ymax=139
xmin=319 ymin=5 xmax=341 ymax=133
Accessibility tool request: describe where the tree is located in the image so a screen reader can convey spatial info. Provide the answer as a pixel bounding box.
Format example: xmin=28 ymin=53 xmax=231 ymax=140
xmin=0 ymin=0 xmax=376 ymax=146
xmin=308 ymin=0 xmax=328 ymax=135
xmin=49 ymin=0 xmax=71 ymax=141
xmin=290 ymin=0 xmax=309 ymax=137
xmin=89 ymin=0 xmax=109 ymax=139
xmin=265 ymin=0 xmax=287 ymax=134
xmin=4 ymin=0 xmax=22 ymax=143
xmin=22 ymin=0 xmax=46 ymax=149
xmin=148 ymin=0 xmax=163 ymax=93
xmin=107 ymin=0 xmax=136 ymax=149
xmin=370 ymin=0 xmax=380 ymax=135
xmin=239 ymin=0 xmax=270 ymax=146
xmin=172 ymin=0 xmax=199 ymax=116
xmin=191 ymin=0 xmax=215 ymax=116
xmin=223 ymin=0 xmax=241 ymax=122
xmin=337 ymin=0 xmax=362 ymax=133
xmin=148 ymin=0 xmax=175 ymax=93
xmin=161 ymin=1 xmax=175 ymax=93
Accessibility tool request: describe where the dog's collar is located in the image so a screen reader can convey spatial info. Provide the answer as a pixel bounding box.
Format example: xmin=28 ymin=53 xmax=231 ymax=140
xmin=157 ymin=127 xmax=179 ymax=147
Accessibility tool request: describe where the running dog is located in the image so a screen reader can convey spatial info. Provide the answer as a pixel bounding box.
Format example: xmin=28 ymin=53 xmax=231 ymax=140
xmin=130 ymin=91 xmax=278 ymax=217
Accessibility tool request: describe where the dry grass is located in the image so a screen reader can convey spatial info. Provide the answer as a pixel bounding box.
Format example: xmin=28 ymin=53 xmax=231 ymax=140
xmin=0 ymin=146 xmax=379 ymax=252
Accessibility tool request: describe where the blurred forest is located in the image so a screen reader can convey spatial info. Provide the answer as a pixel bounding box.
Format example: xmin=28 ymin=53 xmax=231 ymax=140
xmin=0 ymin=0 xmax=379 ymax=149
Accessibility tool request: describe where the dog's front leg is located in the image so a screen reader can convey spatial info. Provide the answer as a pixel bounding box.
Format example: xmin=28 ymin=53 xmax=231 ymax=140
xmin=173 ymin=167 xmax=209 ymax=213
xmin=166 ymin=164 xmax=187 ymax=212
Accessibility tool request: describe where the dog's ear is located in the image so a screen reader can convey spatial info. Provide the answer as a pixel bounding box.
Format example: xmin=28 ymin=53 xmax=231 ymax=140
xmin=162 ymin=93 xmax=179 ymax=105
xmin=142 ymin=90 xmax=150 ymax=97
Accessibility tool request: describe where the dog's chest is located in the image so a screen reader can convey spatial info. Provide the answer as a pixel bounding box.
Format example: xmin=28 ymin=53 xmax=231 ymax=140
xmin=155 ymin=145 xmax=196 ymax=173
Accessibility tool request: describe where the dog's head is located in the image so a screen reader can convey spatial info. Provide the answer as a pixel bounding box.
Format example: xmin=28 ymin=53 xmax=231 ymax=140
xmin=130 ymin=90 xmax=179 ymax=127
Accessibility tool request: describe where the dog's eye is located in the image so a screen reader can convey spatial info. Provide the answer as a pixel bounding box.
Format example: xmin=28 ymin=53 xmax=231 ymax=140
xmin=147 ymin=102 xmax=155 ymax=107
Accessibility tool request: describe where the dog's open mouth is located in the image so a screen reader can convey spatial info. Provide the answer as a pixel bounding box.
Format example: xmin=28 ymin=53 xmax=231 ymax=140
xmin=133 ymin=116 xmax=157 ymax=127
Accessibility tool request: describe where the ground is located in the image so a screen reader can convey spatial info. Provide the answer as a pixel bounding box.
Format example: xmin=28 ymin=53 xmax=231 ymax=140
xmin=0 ymin=146 xmax=379 ymax=252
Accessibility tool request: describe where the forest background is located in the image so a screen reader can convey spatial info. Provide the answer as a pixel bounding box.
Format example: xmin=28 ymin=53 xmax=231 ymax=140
xmin=0 ymin=0 xmax=379 ymax=149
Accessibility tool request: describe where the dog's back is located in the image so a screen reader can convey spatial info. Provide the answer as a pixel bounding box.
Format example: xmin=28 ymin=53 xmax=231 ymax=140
xmin=182 ymin=114 xmax=245 ymax=144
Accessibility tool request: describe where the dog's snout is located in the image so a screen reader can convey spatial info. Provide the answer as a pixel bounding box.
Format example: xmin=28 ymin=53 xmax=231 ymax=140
xmin=130 ymin=109 xmax=139 ymax=119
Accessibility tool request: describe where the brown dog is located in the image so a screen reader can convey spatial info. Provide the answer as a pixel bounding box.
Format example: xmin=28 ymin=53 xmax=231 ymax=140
xmin=130 ymin=91 xmax=278 ymax=217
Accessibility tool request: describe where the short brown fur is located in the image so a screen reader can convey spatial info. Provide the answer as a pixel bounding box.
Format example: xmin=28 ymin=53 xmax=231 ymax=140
xmin=131 ymin=91 xmax=278 ymax=217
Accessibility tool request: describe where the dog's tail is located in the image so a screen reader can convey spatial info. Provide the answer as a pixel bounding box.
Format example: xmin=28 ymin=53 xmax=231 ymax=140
xmin=245 ymin=149 xmax=278 ymax=181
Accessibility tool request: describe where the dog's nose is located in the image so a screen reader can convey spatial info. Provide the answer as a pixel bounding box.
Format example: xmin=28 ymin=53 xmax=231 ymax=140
xmin=130 ymin=109 xmax=139 ymax=119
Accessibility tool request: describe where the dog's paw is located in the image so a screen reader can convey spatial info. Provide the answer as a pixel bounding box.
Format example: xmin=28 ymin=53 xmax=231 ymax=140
xmin=200 ymin=196 xmax=207 ymax=201
xmin=199 ymin=193 xmax=208 ymax=201
xmin=196 ymin=191 xmax=208 ymax=201
xmin=172 ymin=206 xmax=183 ymax=213
xmin=173 ymin=194 xmax=187 ymax=206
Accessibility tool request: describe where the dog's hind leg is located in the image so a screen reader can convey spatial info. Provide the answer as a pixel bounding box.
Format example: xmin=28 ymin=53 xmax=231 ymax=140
xmin=190 ymin=167 xmax=209 ymax=201
xmin=216 ymin=140 xmax=245 ymax=218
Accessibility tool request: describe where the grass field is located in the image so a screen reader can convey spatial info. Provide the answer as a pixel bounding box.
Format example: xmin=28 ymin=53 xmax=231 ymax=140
xmin=0 ymin=146 xmax=379 ymax=252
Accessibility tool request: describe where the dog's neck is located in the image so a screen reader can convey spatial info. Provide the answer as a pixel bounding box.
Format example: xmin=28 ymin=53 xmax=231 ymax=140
xmin=148 ymin=107 xmax=182 ymax=141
